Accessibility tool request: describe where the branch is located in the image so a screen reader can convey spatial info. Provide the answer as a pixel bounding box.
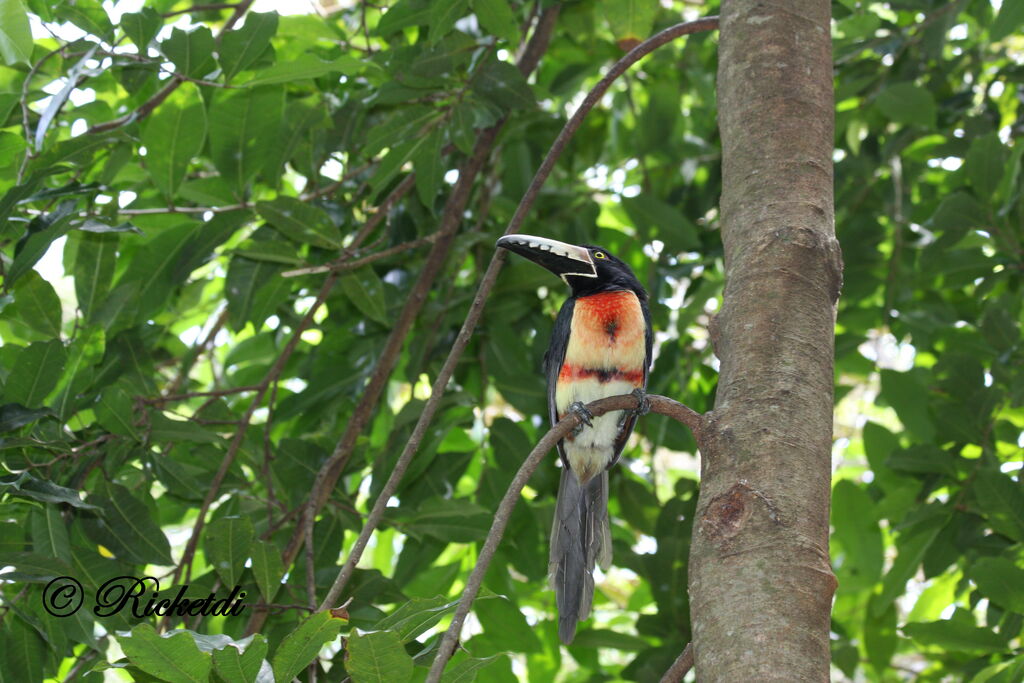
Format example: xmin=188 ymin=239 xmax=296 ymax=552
xmin=280 ymin=233 xmax=440 ymax=278
xmin=425 ymin=394 xmax=704 ymax=683
xmin=310 ymin=6 xmax=565 ymax=615
xmin=659 ymin=642 xmax=695 ymax=683
xmin=169 ymin=173 xmax=411 ymax=588
xmin=314 ymin=12 xmax=719 ymax=612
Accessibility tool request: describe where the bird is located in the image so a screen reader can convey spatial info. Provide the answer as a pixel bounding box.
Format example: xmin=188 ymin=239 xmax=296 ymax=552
xmin=496 ymin=234 xmax=652 ymax=644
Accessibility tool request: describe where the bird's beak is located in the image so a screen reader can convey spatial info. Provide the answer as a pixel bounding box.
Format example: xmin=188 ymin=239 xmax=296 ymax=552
xmin=495 ymin=235 xmax=596 ymax=284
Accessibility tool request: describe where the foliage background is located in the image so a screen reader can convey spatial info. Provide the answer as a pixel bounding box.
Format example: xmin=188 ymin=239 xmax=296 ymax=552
xmin=0 ymin=0 xmax=1021 ymax=680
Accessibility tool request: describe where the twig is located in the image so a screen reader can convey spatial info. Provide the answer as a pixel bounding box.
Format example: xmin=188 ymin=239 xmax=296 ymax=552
xmin=425 ymin=394 xmax=704 ymax=682
xmin=280 ymin=233 xmax=440 ymax=277
xmin=316 ymin=13 xmax=719 ymax=612
xmin=659 ymin=642 xmax=695 ymax=682
xmin=144 ymin=385 xmax=259 ymax=404
xmin=163 ymin=307 xmax=229 ymax=398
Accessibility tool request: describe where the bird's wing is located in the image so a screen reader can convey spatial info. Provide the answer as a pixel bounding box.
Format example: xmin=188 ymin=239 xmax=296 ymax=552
xmin=544 ymin=297 xmax=575 ymax=470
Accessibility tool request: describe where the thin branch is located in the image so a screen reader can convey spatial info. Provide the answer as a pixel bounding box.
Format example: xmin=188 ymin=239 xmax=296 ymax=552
xmin=310 ymin=6 xmax=564 ymax=615
xmin=316 ymin=13 xmax=720 ymax=611
xmin=169 ymin=173 xmax=411 ymax=585
xmin=280 ymin=233 xmax=440 ymax=277
xmin=425 ymin=394 xmax=704 ymax=682
xmin=659 ymin=642 xmax=695 ymax=683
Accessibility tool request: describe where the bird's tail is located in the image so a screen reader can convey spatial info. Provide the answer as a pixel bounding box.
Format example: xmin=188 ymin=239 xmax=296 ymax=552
xmin=549 ymin=467 xmax=611 ymax=644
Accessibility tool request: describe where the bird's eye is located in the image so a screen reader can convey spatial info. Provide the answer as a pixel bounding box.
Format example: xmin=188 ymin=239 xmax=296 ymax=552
xmin=593 ymin=251 xmax=607 ymax=259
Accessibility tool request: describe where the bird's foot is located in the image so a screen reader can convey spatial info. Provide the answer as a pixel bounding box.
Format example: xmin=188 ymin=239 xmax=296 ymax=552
xmin=567 ymin=401 xmax=593 ymax=436
xmin=630 ymin=388 xmax=651 ymax=416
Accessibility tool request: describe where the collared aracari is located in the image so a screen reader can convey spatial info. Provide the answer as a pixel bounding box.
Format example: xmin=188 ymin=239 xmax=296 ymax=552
xmin=496 ymin=234 xmax=652 ymax=644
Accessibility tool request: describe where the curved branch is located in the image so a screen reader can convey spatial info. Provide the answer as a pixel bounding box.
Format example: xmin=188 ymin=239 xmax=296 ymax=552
xmin=425 ymin=394 xmax=705 ymax=683
xmin=660 ymin=642 xmax=695 ymax=682
xmin=314 ymin=11 xmax=720 ymax=613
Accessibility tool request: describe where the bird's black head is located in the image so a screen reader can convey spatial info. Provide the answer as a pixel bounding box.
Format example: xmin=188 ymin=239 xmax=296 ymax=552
xmin=496 ymin=234 xmax=647 ymax=300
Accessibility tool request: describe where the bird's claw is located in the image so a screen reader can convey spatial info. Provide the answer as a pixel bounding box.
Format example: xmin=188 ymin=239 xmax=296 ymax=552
xmin=631 ymin=388 xmax=651 ymax=416
xmin=568 ymin=401 xmax=593 ymax=435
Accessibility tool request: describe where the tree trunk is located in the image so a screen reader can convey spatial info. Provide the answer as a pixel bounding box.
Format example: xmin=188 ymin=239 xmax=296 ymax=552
xmin=687 ymin=1 xmax=841 ymax=680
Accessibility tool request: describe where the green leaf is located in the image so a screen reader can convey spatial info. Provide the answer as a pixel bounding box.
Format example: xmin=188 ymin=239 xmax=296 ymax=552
xmin=219 ymin=12 xmax=278 ymax=80
xmin=364 ymin=105 xmax=439 ymax=157
xmin=599 ymin=0 xmax=658 ymax=48
xmin=30 ymin=504 xmax=71 ymax=563
xmin=973 ymin=469 xmax=1024 ymax=542
xmin=94 ymin=386 xmax=139 ymax=438
xmin=903 ymin=618 xmax=1008 ymax=653
xmin=212 ymin=634 xmax=268 ymax=683
xmin=0 ymin=552 xmax=73 ymax=582
xmin=621 ymin=195 xmax=700 ymax=251
xmin=874 ymin=512 xmax=946 ymax=615
xmin=116 ymin=624 xmax=213 ymax=683
xmin=5 ymin=269 xmax=63 ymax=337
xmin=340 ymin=266 xmax=389 ymax=326
xmin=569 ymin=630 xmax=648 ymax=651
xmin=476 ymin=595 xmax=543 ymax=653
xmin=250 ymin=540 xmax=284 ymax=604
xmin=831 ymin=479 xmax=883 ymax=588
xmin=209 ymin=86 xmax=284 ymax=190
xmin=89 ymin=481 xmax=174 ymax=566
xmin=403 ymin=498 xmax=491 ymax=543
xmin=142 ymin=94 xmax=207 ymax=199
xmin=429 ymin=0 xmax=469 ymax=44
xmin=5 ymin=616 xmax=46 ymax=683
xmin=0 ymin=472 xmax=99 ymax=509
xmin=226 ymin=253 xmax=283 ymax=332
xmin=0 ymin=403 xmax=52 ymax=432
xmin=245 ymin=54 xmax=364 ymax=86
xmin=0 ymin=0 xmax=33 ymax=66
xmin=413 ymin=127 xmax=445 ymax=208
xmin=474 ymin=0 xmax=518 ymax=43
xmin=0 ymin=130 xmax=25 ymax=167
xmin=886 ymin=445 xmax=957 ymax=477
xmin=969 ymin=557 xmax=1024 ymax=613
xmin=204 ymin=516 xmax=254 ymax=587
xmin=374 ymin=596 xmax=461 ymax=642
xmin=876 ymin=82 xmax=936 ymax=127
xmin=441 ymin=654 xmax=504 ymax=683
xmin=346 ymin=630 xmax=414 ymax=683
xmin=148 ymin=412 xmax=221 ymax=444
xmin=879 ymin=369 xmax=935 ymax=442
xmin=472 ymin=58 xmax=534 ymax=111
xmin=7 ymin=200 xmax=76 ymax=287
xmin=375 ymin=0 xmax=430 ymax=36
xmin=4 ymin=340 xmax=67 ymax=408
xmin=55 ymin=1 xmax=113 ymax=41
xmin=160 ymin=26 xmax=216 ymax=78
xmin=270 ymin=611 xmax=345 ymax=683
xmin=121 ymin=7 xmax=162 ymax=49
xmin=256 ymin=196 xmax=341 ymax=249
xmin=965 ymin=133 xmax=1006 ymax=202
xmin=991 ymin=0 xmax=1024 ymax=41
xmin=69 ymin=231 xmax=117 ymax=321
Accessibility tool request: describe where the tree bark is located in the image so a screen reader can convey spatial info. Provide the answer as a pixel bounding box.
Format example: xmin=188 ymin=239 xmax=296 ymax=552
xmin=687 ymin=0 xmax=841 ymax=680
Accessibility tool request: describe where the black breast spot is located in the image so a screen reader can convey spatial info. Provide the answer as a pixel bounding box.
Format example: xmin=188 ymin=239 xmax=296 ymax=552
xmin=604 ymin=317 xmax=619 ymax=339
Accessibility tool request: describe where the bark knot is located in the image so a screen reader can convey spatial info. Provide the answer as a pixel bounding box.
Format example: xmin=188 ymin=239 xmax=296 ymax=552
xmin=699 ymin=480 xmax=781 ymax=546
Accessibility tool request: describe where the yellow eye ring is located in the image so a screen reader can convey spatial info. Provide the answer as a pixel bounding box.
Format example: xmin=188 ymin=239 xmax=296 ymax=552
xmin=594 ymin=251 xmax=607 ymax=259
